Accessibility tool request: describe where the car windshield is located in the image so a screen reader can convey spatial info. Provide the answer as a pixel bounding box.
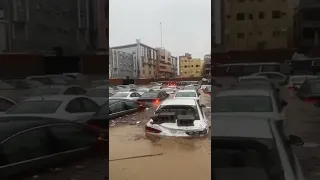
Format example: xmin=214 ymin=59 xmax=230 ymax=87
xmin=175 ymin=91 xmax=197 ymax=97
xmin=5 ymin=80 xmax=43 ymax=88
xmin=184 ymin=86 xmax=196 ymax=90
xmin=212 ymin=96 xmax=273 ymax=112
xmin=163 ymin=88 xmax=173 ymax=92
xmin=27 ymin=88 xmax=62 ymax=96
xmin=86 ymin=89 xmax=109 ymax=97
xmin=112 ymin=93 xmax=130 ymax=97
xmin=152 ymin=86 xmax=161 ymax=89
xmin=235 ymin=82 xmax=272 ymax=90
xmin=157 ymin=105 xmax=200 ymax=119
xmin=6 ymin=100 xmax=62 ymax=114
xmin=310 ymin=82 xmax=320 ymax=93
xmin=212 ymin=139 xmax=284 ymax=180
xmin=141 ymin=92 xmax=158 ymax=98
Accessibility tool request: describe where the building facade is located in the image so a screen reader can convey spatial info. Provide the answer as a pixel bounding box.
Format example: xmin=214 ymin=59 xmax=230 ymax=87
xmin=221 ymin=0 xmax=293 ymax=51
xmin=156 ymin=48 xmax=175 ymax=78
xmin=109 ymin=49 xmax=134 ymax=78
xmin=0 ymin=0 xmax=108 ymax=55
xmin=111 ymin=39 xmax=157 ymax=79
xmin=179 ymin=53 xmax=204 ymax=77
xmin=294 ymin=0 xmax=320 ymax=50
xmin=203 ymin=54 xmax=211 ymax=77
xmin=171 ymin=56 xmax=178 ymax=77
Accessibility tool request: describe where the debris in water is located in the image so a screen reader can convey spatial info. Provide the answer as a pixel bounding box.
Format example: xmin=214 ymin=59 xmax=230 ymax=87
xmin=129 ymin=121 xmax=136 ymax=125
xmin=136 ymin=121 xmax=141 ymax=124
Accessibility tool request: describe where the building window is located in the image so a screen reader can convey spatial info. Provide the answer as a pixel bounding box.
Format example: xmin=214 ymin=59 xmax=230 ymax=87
xmin=272 ymin=11 xmax=281 ymax=19
xmin=149 ymin=71 xmax=151 ymax=74
xmin=237 ymin=33 xmax=245 ymax=39
xmin=259 ymin=12 xmax=265 ymax=19
xmin=196 ymin=65 xmax=200 ymax=67
xmin=0 ymin=8 xmax=4 ymax=19
xmin=227 ymin=15 xmax=232 ymax=19
xmin=184 ymin=65 xmax=187 ymax=68
xmin=143 ymin=70 xmax=145 ymax=74
xmin=248 ymin=13 xmax=253 ymax=20
xmin=237 ymin=13 xmax=245 ymax=20
xmin=192 ymin=65 xmax=194 ymax=67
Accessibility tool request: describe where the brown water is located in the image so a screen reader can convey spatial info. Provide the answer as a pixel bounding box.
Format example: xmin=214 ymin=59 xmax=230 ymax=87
xmin=109 ymin=125 xmax=211 ymax=180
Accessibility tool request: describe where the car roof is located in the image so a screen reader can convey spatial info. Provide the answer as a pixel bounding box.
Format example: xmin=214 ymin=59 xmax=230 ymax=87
xmin=212 ymin=117 xmax=273 ymax=139
xmin=216 ymin=89 xmax=272 ymax=97
xmin=161 ymin=98 xmax=196 ymax=106
xmin=177 ymin=90 xmax=197 ymax=92
xmin=0 ymin=116 xmax=70 ymax=141
xmin=21 ymin=95 xmax=86 ymax=102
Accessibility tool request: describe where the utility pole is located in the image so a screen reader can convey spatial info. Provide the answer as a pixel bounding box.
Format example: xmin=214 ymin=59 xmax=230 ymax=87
xmin=160 ymin=22 xmax=163 ymax=48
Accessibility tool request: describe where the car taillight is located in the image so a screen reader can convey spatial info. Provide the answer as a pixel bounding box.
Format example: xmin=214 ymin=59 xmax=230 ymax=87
xmin=154 ymin=98 xmax=160 ymax=103
xmin=288 ymin=86 xmax=297 ymax=90
xmin=205 ymin=92 xmax=211 ymax=95
xmin=145 ymin=126 xmax=162 ymax=133
xmin=304 ymin=98 xmax=318 ymax=103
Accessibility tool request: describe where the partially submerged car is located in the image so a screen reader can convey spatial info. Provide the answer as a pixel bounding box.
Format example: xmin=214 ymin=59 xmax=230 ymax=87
xmin=145 ymin=98 xmax=209 ymax=137
xmin=174 ymin=90 xmax=200 ymax=101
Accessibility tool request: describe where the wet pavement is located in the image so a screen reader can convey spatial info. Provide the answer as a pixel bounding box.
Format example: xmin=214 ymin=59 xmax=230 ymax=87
xmin=109 ymin=92 xmax=211 ymax=180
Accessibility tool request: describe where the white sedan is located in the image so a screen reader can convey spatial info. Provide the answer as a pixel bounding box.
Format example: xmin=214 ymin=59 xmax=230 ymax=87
xmin=174 ymin=90 xmax=200 ymax=101
xmin=146 ymin=98 xmax=209 ymax=137
xmin=2 ymin=95 xmax=101 ymax=120
xmin=109 ymin=92 xmax=141 ymax=100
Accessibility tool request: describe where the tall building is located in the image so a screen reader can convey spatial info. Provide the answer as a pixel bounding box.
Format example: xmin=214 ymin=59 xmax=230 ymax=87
xmin=179 ymin=53 xmax=204 ymax=77
xmin=111 ymin=39 xmax=157 ymax=79
xmin=156 ymin=48 xmax=175 ymax=78
xmin=171 ymin=56 xmax=178 ymax=77
xmin=203 ymin=54 xmax=211 ymax=77
xmin=294 ymin=0 xmax=320 ymax=50
xmin=109 ymin=49 xmax=135 ymax=78
xmin=221 ymin=0 xmax=293 ymax=51
xmin=0 ymin=0 xmax=108 ymax=55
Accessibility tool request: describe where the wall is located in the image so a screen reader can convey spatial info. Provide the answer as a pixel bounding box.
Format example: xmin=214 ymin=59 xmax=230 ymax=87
xmin=224 ymin=0 xmax=293 ymax=51
xmin=81 ymin=54 xmax=108 ymax=74
xmin=110 ymin=49 xmax=134 ymax=78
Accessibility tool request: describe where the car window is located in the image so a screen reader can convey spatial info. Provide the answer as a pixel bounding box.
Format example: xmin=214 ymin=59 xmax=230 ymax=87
xmin=29 ymin=77 xmax=52 ymax=85
xmin=134 ymin=93 xmax=141 ymax=97
xmin=48 ymin=124 xmax=97 ymax=152
xmin=109 ymin=102 xmax=126 ymax=114
xmin=65 ymin=99 xmax=84 ymax=113
xmin=242 ymin=65 xmax=261 ymax=75
xmin=141 ymin=92 xmax=158 ymax=98
xmin=80 ymin=98 xmax=99 ymax=112
xmin=125 ymin=101 xmax=140 ymax=110
xmin=0 ymin=99 xmax=15 ymax=112
xmin=175 ymin=92 xmax=197 ymax=97
xmin=49 ymin=77 xmax=68 ymax=85
xmin=64 ymin=87 xmax=78 ymax=95
xmin=157 ymin=105 xmax=200 ymax=119
xmin=86 ymin=89 xmax=109 ymax=98
xmin=2 ymin=128 xmax=51 ymax=164
xmin=130 ymin=93 xmax=136 ymax=97
xmin=6 ymin=101 xmax=62 ymax=114
xmin=212 ymin=96 xmax=273 ymax=112
xmin=261 ymin=64 xmax=280 ymax=72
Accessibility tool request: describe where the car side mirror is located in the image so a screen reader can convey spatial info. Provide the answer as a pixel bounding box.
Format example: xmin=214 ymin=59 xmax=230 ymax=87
xmin=281 ymin=100 xmax=288 ymax=107
xmin=200 ymin=104 xmax=206 ymax=108
xmin=288 ymin=135 xmax=304 ymax=146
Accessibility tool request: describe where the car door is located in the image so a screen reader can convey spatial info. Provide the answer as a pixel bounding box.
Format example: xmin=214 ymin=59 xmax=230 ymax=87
xmin=124 ymin=100 xmax=141 ymax=115
xmin=47 ymin=124 xmax=103 ymax=161
xmin=109 ymin=102 xmax=127 ymax=119
xmin=0 ymin=127 xmax=54 ymax=178
xmin=78 ymin=98 xmax=100 ymax=118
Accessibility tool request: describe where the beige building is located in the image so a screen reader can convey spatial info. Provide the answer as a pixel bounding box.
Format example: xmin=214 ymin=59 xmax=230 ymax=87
xmin=223 ymin=0 xmax=293 ymax=51
xmin=179 ymin=53 xmax=204 ymax=77
xmin=156 ymin=48 xmax=175 ymax=78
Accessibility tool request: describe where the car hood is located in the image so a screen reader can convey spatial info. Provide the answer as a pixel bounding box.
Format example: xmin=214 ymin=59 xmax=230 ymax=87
xmin=211 ymin=113 xmax=281 ymax=121
xmin=174 ymin=97 xmax=199 ymax=100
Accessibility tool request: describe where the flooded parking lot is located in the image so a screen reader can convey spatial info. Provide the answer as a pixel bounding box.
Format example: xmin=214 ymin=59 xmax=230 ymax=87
xmin=109 ymin=92 xmax=211 ymax=180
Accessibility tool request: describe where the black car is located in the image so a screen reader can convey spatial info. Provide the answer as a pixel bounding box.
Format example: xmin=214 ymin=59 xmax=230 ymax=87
xmin=137 ymin=91 xmax=169 ymax=106
xmin=78 ymin=99 xmax=145 ymax=128
xmin=297 ymin=78 xmax=320 ymax=103
xmin=0 ymin=116 xmax=107 ymax=179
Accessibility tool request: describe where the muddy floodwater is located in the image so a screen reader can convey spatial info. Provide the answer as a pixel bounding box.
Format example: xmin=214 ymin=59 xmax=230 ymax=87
xmin=109 ymin=124 xmax=211 ymax=180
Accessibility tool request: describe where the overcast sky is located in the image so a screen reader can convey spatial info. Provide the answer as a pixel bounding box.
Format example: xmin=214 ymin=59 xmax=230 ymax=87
xmin=109 ymin=0 xmax=211 ymax=59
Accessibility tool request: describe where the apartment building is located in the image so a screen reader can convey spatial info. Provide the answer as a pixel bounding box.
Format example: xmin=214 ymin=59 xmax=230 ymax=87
xmin=179 ymin=53 xmax=204 ymax=77
xmin=156 ymin=48 xmax=175 ymax=78
xmin=294 ymin=0 xmax=320 ymax=50
xmin=222 ymin=0 xmax=293 ymax=51
xmin=172 ymin=56 xmax=178 ymax=77
xmin=0 ymin=0 xmax=108 ymax=55
xmin=109 ymin=49 xmax=135 ymax=78
xmin=111 ymin=39 xmax=157 ymax=79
